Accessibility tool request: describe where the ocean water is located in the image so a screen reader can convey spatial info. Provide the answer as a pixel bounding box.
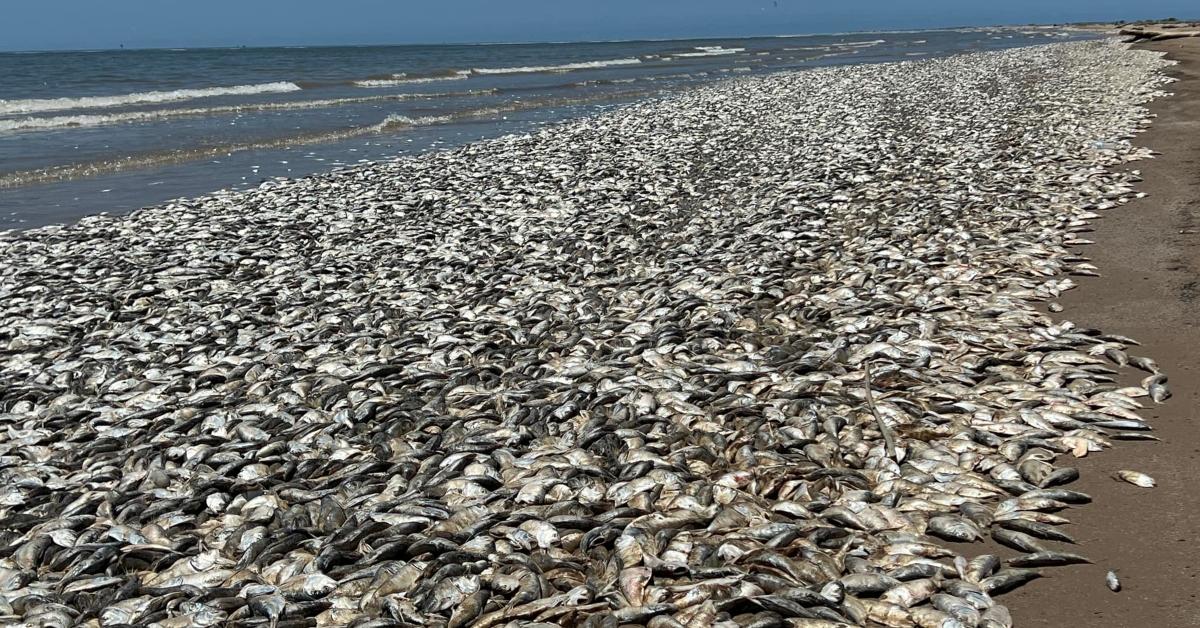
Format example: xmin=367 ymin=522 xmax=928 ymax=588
xmin=0 ymin=27 xmax=1095 ymax=229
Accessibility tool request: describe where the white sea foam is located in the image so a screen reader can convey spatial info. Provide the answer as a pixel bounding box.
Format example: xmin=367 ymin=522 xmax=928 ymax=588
xmin=470 ymin=57 xmax=642 ymax=75
xmin=373 ymin=113 xmax=452 ymax=131
xmin=0 ymin=82 xmax=303 ymax=116
xmin=0 ymin=93 xmax=462 ymax=133
xmin=836 ymin=39 xmax=887 ymax=48
xmin=1 ymin=111 xmax=462 ymax=188
xmin=672 ymin=47 xmax=746 ymax=58
xmin=354 ymin=72 xmax=470 ymax=87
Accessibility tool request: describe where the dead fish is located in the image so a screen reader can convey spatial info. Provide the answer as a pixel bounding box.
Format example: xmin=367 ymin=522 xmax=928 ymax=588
xmin=981 ymin=569 xmax=1044 ymax=595
xmin=1143 ymin=374 xmax=1170 ymax=403
xmin=447 ymin=589 xmax=489 ymax=628
xmin=1040 ymin=466 xmax=1079 ymax=488
xmin=248 ymin=593 xmax=285 ymax=624
xmin=881 ymin=578 xmax=939 ymax=608
xmin=1114 ymin=470 xmax=1156 ymax=488
xmin=840 ymin=573 xmax=901 ymax=596
xmin=1127 ymin=355 xmax=1160 ymax=374
xmin=964 ymin=555 xmax=1001 ymax=583
xmin=926 ymin=515 xmax=982 ymax=542
xmin=1008 ymin=551 xmax=1092 ymax=568
xmin=279 ymin=574 xmax=337 ymax=601
xmin=942 ymin=579 xmax=992 ymax=610
xmin=619 ymin=567 xmax=651 ymax=607
xmin=0 ymin=40 xmax=1174 ymax=628
xmin=996 ymin=518 xmax=1077 ymax=544
xmin=992 ymin=529 xmax=1046 ymax=553
xmin=931 ymin=593 xmax=981 ymax=626
xmin=907 ymin=606 xmax=966 ymax=628
xmin=980 ymin=604 xmax=1013 ymax=628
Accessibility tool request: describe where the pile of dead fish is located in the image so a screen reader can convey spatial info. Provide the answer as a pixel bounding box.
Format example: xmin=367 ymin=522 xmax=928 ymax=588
xmin=0 ymin=40 xmax=1176 ymax=627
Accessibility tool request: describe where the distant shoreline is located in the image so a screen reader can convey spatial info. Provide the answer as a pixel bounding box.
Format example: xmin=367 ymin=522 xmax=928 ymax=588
xmin=1067 ymin=19 xmax=1200 ymax=39
xmin=0 ymin=22 xmax=1113 ymax=55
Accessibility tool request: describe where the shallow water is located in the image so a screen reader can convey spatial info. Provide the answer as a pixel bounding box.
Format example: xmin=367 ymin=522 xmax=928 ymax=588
xmin=0 ymin=27 xmax=1094 ymax=229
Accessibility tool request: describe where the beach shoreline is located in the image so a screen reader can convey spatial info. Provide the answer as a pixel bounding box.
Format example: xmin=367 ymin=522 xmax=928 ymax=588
xmin=0 ymin=39 xmax=1189 ymax=627
xmin=1003 ymin=36 xmax=1200 ymax=628
xmin=0 ymin=26 xmax=1089 ymax=231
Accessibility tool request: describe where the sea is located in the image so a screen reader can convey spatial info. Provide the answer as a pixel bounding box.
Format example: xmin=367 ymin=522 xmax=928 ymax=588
xmin=0 ymin=26 xmax=1097 ymax=229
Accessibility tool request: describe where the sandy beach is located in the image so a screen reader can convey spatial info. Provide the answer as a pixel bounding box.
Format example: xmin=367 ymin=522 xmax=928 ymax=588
xmin=0 ymin=37 xmax=1190 ymax=627
xmin=1005 ymin=36 xmax=1200 ymax=628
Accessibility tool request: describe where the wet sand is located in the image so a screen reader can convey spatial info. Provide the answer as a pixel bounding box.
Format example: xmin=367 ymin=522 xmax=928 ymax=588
xmin=1007 ymin=38 xmax=1200 ymax=627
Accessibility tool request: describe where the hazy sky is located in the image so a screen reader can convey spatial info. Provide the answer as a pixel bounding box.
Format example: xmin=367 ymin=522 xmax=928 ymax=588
xmin=2 ymin=1 xmax=1195 ymax=51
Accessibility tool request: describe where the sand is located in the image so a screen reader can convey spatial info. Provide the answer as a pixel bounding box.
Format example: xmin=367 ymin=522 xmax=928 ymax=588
xmin=1120 ymin=22 xmax=1200 ymax=42
xmin=1004 ymin=37 xmax=1200 ymax=627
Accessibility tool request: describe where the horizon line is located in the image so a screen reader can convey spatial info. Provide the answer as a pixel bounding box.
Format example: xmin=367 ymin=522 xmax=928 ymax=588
xmin=0 ymin=21 xmax=1087 ymax=55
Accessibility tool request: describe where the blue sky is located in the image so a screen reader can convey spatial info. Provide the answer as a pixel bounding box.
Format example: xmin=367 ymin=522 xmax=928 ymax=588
xmin=2 ymin=1 xmax=1195 ymax=51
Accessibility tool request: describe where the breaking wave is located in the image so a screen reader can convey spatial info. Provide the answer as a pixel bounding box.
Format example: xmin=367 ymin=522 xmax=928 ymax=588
xmin=372 ymin=113 xmax=453 ymax=132
xmin=353 ymin=72 xmax=471 ymax=87
xmin=0 ymin=89 xmax=653 ymax=189
xmin=835 ymin=39 xmax=887 ymax=48
xmin=671 ymin=47 xmax=747 ymax=58
xmin=0 ymin=82 xmax=303 ymax=116
xmin=0 ymin=92 xmax=482 ymax=133
xmin=470 ymin=57 xmax=642 ymax=75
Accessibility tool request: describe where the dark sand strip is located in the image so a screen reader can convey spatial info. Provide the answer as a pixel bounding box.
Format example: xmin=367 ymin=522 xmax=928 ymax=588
xmin=1007 ymin=38 xmax=1200 ymax=628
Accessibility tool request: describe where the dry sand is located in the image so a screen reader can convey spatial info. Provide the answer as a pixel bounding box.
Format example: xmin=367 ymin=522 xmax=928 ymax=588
xmin=1120 ymin=22 xmax=1200 ymax=42
xmin=1004 ymin=37 xmax=1200 ymax=627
